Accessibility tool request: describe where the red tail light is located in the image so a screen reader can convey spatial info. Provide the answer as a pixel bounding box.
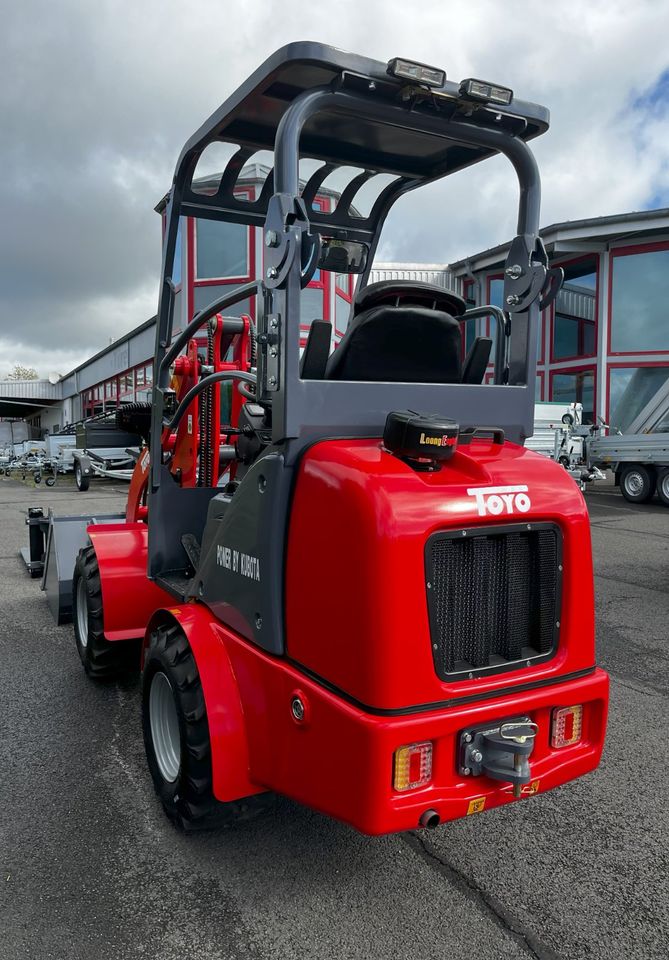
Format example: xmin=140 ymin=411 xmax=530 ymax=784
xmin=393 ymin=741 xmax=433 ymax=791
xmin=551 ymin=705 xmax=583 ymax=748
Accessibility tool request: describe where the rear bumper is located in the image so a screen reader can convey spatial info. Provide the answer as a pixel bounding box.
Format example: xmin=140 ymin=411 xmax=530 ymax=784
xmin=239 ymin=659 xmax=609 ymax=835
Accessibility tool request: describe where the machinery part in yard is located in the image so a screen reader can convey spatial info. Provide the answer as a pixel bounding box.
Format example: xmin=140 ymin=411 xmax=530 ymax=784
xmin=141 ymin=622 xmax=271 ymax=831
xmin=619 ymin=464 xmax=656 ymax=504
xmin=74 ymin=458 xmax=90 ymax=491
xmin=115 ymin=402 xmax=153 ymax=447
xmin=656 ymin=467 xmax=669 ymax=508
xmin=72 ymin=545 xmax=139 ymax=678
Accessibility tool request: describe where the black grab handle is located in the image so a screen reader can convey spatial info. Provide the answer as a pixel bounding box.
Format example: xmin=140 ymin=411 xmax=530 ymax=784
xmin=459 ymin=426 xmax=506 ymax=446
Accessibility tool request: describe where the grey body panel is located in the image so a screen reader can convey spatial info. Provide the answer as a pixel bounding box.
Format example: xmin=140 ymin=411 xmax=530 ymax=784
xmin=147 ymin=465 xmax=219 ymax=578
xmin=40 ymin=512 xmax=124 ymax=624
xmin=197 ymin=453 xmax=294 ymax=654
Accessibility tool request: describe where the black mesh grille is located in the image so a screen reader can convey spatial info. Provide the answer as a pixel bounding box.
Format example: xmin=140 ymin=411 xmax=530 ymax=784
xmin=426 ymin=524 xmax=561 ymax=679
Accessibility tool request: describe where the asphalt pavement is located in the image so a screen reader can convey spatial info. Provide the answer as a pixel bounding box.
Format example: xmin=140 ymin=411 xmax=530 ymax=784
xmin=0 ymin=475 xmax=667 ymax=959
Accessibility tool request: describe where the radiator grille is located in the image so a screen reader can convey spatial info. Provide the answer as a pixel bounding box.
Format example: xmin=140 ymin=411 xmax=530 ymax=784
xmin=426 ymin=524 xmax=561 ymax=679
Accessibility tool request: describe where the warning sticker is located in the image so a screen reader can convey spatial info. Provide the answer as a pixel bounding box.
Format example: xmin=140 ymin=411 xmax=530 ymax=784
xmin=467 ymin=797 xmax=486 ymax=815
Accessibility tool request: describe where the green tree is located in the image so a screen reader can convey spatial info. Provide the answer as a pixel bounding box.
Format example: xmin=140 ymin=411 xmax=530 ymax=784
xmin=7 ymin=364 xmax=39 ymax=380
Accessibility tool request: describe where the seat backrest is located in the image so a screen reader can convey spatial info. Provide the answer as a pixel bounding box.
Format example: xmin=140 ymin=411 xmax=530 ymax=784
xmin=300 ymin=320 xmax=332 ymax=379
xmin=461 ymin=336 xmax=493 ymax=384
xmin=325 ymin=304 xmax=462 ymax=383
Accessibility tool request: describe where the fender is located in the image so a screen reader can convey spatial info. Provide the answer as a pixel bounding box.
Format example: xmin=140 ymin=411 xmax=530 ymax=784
xmin=144 ymin=604 xmax=264 ymax=803
xmin=87 ymin=523 xmax=173 ymax=641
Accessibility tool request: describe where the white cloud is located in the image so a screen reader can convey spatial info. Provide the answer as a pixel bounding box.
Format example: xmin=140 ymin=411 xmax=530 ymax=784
xmin=1 ymin=0 xmax=669 ymax=371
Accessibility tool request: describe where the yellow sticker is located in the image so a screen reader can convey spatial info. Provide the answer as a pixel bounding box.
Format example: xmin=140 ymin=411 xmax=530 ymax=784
xmin=525 ymin=779 xmax=540 ymax=796
xmin=467 ymin=797 xmax=486 ymax=815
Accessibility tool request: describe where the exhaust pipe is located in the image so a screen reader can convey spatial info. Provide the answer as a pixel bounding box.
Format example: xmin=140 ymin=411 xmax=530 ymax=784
xmin=419 ymin=809 xmax=440 ymax=830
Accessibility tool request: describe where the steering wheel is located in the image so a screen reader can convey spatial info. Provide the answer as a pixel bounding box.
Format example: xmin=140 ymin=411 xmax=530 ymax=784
xmin=354 ymin=280 xmax=466 ymax=317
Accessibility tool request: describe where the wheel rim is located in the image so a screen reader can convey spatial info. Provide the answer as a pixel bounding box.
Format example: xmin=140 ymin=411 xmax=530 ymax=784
xmin=625 ymin=471 xmax=644 ymax=495
xmin=149 ymin=672 xmax=181 ymax=783
xmin=662 ymin=473 xmax=669 ymax=499
xmin=76 ymin=576 xmax=88 ymax=648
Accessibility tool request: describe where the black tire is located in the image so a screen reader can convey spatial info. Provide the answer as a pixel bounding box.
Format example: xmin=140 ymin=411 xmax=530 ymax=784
xmin=74 ymin=460 xmax=90 ymax=491
xmin=142 ymin=622 xmax=271 ymax=831
xmin=619 ymin=464 xmax=655 ymax=504
xmin=115 ymin=401 xmax=152 ymax=447
xmin=72 ymin=546 xmax=140 ymax=679
xmin=656 ymin=468 xmax=669 ymax=507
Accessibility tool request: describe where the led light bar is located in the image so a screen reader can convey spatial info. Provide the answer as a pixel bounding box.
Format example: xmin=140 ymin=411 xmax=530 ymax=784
xmin=459 ymin=78 xmax=513 ymax=106
xmin=551 ymin=705 xmax=583 ymax=748
xmin=387 ymin=58 xmax=446 ymax=88
xmin=393 ymin=741 xmax=433 ymax=791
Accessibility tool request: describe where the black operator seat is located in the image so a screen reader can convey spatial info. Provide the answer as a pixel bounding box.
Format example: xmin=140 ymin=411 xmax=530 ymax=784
xmin=324 ymin=281 xmax=469 ymax=383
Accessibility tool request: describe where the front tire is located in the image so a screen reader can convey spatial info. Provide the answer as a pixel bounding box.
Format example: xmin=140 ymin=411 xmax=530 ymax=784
xmin=142 ymin=623 xmax=270 ymax=831
xmin=74 ymin=460 xmax=90 ymax=491
xmin=656 ymin=468 xmax=669 ymax=507
xmin=619 ymin=464 xmax=655 ymax=504
xmin=72 ymin=546 xmax=139 ymax=678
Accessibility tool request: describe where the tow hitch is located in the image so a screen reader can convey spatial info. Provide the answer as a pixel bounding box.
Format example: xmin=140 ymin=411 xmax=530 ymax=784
xmin=459 ymin=718 xmax=539 ymax=798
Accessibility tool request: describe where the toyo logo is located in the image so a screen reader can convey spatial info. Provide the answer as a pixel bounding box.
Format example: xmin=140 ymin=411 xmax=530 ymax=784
xmin=467 ymin=485 xmax=531 ymax=517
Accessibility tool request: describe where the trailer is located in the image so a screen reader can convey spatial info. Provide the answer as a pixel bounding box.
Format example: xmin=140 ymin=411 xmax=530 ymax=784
xmin=586 ymin=432 xmax=669 ymax=505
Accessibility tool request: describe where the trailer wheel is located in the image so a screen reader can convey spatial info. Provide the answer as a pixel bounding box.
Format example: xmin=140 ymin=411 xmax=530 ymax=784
xmin=656 ymin=468 xmax=669 ymax=507
xmin=72 ymin=546 xmax=139 ymax=679
xmin=142 ymin=622 xmax=270 ymax=831
xmin=74 ymin=460 xmax=90 ymax=491
xmin=619 ymin=464 xmax=655 ymax=504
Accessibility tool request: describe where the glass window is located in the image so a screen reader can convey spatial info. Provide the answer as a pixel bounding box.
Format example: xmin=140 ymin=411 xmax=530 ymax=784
xmin=609 ymin=365 xmax=669 ymax=432
xmin=554 ymin=314 xmax=579 ymax=359
xmin=552 ymin=259 xmax=597 ymax=360
xmin=551 ymin=369 xmax=595 ymax=423
xmin=611 ymin=247 xmax=669 ymax=352
xmin=300 ymin=286 xmax=325 ymax=326
xmin=335 ymin=295 xmax=351 ymax=334
xmin=196 ymin=219 xmax=248 ymax=279
xmin=172 ymin=218 xmax=183 ymax=287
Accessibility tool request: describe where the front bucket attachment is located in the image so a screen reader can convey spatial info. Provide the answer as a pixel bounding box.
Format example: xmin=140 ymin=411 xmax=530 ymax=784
xmin=40 ymin=510 xmax=125 ymax=624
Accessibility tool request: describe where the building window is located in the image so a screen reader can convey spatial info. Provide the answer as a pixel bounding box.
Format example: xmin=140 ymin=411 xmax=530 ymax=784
xmin=551 ymin=368 xmax=595 ymax=423
xmin=196 ymin=219 xmax=249 ymax=280
xmin=611 ymin=245 xmax=669 ymax=353
xmin=609 ymin=365 xmax=669 ymax=432
xmin=552 ymin=258 xmax=597 ymax=361
xmin=335 ymin=273 xmax=353 ymax=336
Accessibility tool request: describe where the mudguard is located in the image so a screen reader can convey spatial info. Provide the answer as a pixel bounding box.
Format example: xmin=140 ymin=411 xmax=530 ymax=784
xmin=144 ymin=604 xmax=263 ymax=803
xmin=87 ymin=522 xmax=173 ymax=640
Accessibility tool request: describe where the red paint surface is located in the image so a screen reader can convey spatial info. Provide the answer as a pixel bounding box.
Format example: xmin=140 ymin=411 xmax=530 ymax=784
xmin=286 ymin=437 xmax=598 ymax=711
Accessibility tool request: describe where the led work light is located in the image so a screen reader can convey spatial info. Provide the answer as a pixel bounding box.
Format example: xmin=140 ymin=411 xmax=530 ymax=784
xmin=459 ymin=78 xmax=513 ymax=106
xmin=387 ymin=58 xmax=446 ymax=88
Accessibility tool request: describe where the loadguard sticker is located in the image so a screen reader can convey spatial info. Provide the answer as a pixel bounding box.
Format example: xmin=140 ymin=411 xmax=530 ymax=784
xmin=525 ymin=779 xmax=540 ymax=795
xmin=467 ymin=797 xmax=486 ymax=815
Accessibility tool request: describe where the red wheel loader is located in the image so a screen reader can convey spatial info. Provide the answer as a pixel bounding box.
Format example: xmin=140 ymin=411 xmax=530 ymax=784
xmin=71 ymin=44 xmax=608 ymax=834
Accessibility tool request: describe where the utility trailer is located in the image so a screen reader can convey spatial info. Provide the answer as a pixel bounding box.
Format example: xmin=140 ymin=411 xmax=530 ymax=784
xmin=586 ymin=432 xmax=669 ymax=505
xmin=35 ymin=44 xmax=607 ymax=835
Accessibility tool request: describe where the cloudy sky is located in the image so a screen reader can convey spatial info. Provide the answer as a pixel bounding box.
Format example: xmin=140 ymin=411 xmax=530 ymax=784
xmin=2 ymin=0 xmax=669 ymax=378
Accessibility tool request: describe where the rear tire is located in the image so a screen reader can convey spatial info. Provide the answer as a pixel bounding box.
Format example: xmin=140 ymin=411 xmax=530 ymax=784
xmin=74 ymin=460 xmax=90 ymax=491
xmin=619 ymin=464 xmax=655 ymax=504
xmin=142 ymin=622 xmax=271 ymax=831
xmin=656 ymin=468 xmax=669 ymax=507
xmin=72 ymin=546 xmax=139 ymax=679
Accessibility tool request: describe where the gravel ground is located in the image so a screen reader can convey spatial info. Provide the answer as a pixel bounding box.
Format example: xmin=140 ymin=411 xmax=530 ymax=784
xmin=0 ymin=475 xmax=667 ymax=960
